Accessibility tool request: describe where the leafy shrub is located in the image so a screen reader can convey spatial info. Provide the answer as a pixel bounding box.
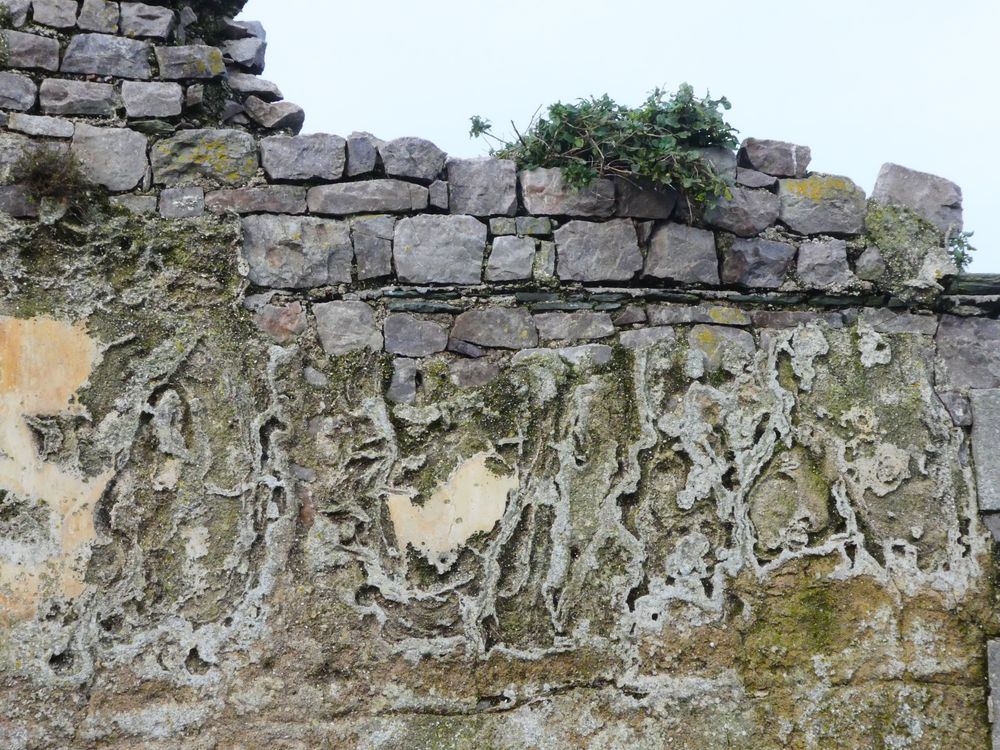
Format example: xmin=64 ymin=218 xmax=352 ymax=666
xmin=470 ymin=84 xmax=738 ymax=205
xmin=948 ymin=230 xmax=977 ymax=272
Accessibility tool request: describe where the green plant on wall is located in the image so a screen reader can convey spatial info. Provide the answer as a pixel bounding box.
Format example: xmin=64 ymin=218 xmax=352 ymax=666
xmin=12 ymin=146 xmax=92 ymax=205
xmin=948 ymin=230 xmax=977 ymax=272
xmin=470 ymin=84 xmax=738 ymax=205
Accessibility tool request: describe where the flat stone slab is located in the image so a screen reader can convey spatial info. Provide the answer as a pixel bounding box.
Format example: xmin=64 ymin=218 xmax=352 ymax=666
xmin=62 ymin=33 xmax=152 ymax=79
xmin=71 ymin=124 xmax=148 ymax=192
xmin=155 ymin=45 xmax=226 ymax=79
xmin=0 ymin=72 xmax=36 ymax=111
xmin=261 ymin=134 xmax=346 ymax=182
xmin=452 ymin=308 xmax=538 ymax=349
xmin=383 ymin=314 xmax=449 ymax=357
xmin=721 ymin=237 xmax=796 ymax=288
xmin=796 ymin=238 xmax=853 ymax=288
xmin=393 ymin=215 xmax=486 ymax=285
xmin=3 ymin=30 xmax=60 ymax=70
xmin=555 ymin=219 xmax=642 ymax=282
xmin=703 ymin=186 xmax=780 ymax=237
xmin=520 ymin=167 xmax=615 ymax=217
xmin=206 ymin=186 xmax=307 ymax=215
xmin=120 ymin=2 xmax=176 ymax=38
xmin=7 ymin=113 xmax=73 ymax=138
xmin=351 ymin=215 xmax=395 ymax=280
xmin=971 ymin=391 xmax=1000 ymax=511
xmin=778 ymin=174 xmax=867 ymax=235
xmin=380 ymin=137 xmax=446 ymax=182
xmin=307 ymin=180 xmax=428 ymax=216
xmin=988 ymin=640 xmax=1000 ymax=748
xmin=77 ymin=0 xmax=120 ymax=33
xmin=534 ymin=311 xmax=614 ymax=341
xmin=872 ymin=162 xmax=963 ymax=234
xmin=738 ymin=138 xmax=811 ymax=178
xmin=644 ymin=223 xmax=719 ymax=285
xmin=648 ymin=304 xmax=750 ymax=327
xmin=486 ymin=236 xmax=535 ymax=282
xmin=121 ymin=81 xmax=183 ymax=118
xmin=241 ymin=214 xmax=353 ymax=288
xmin=151 ymin=129 xmax=258 ymax=186
xmin=314 ymin=301 xmax=382 ymax=356
xmin=935 ymin=315 xmax=1000 ymax=390
xmin=619 ymin=326 xmax=677 ymax=350
xmin=446 ymin=158 xmax=517 ymax=217
xmin=159 ymin=186 xmax=204 ymax=218
xmin=40 ymin=79 xmax=116 ymax=116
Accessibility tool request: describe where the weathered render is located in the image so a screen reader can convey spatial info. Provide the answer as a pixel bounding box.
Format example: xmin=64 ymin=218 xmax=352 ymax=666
xmin=1 ymin=3 xmax=1000 ymax=749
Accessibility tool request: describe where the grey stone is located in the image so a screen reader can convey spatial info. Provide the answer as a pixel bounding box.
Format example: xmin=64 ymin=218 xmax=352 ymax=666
xmin=613 ymin=305 xmax=646 ymax=326
xmin=185 ymin=83 xmax=204 ymax=108
xmin=223 ymin=18 xmax=265 ymax=40
xmin=393 ymin=215 xmax=486 ymax=285
xmin=971 ymin=391 xmax=1000 ymax=511
xmin=689 ymin=325 xmax=755 ymax=373
xmin=351 ymin=215 xmax=395 ymax=280
xmin=3 ymin=31 xmax=60 ymax=71
xmin=693 ymin=146 xmax=738 ymax=181
xmin=448 ymin=337 xmax=484 ymax=358
xmin=39 ymin=79 xmax=116 ymax=116
xmin=721 ymin=237 xmax=796 ymax=288
xmin=110 ymin=194 xmax=157 ymax=214
xmin=520 ymin=167 xmax=615 ymax=217
xmin=512 ymin=344 xmax=613 ymax=367
xmin=490 ymin=217 xmax=516 ymax=235
xmin=935 ymin=315 xmax=1000 ymax=390
xmin=989 ymin=640 xmax=1000 ymax=747
xmin=308 ymin=180 xmax=428 ymax=216
xmin=303 ymin=366 xmax=329 ymax=387
xmin=486 ymin=236 xmax=535 ymax=282
xmin=7 ymin=113 xmax=72 ymax=138
xmin=122 ymin=81 xmax=183 ymax=117
xmin=555 ymin=219 xmax=642 ymax=282
xmin=738 ymin=138 xmax=811 ymax=178
xmin=77 ymin=0 xmax=119 ymax=33
xmin=778 ymin=174 xmax=867 ymax=235
xmin=314 ymin=301 xmax=382 ymax=356
xmin=383 ymin=314 xmax=449 ymax=357
xmin=252 ymin=301 xmax=306 ymax=344
xmin=345 ymin=131 xmax=381 ymax=177
xmin=936 ymin=390 xmax=972 ymax=427
xmin=452 ymin=308 xmax=538 ymax=349
xmin=449 ymin=359 xmax=499 ymax=389
xmin=703 ymin=186 xmax=780 ymax=237
xmin=619 ymin=326 xmax=677 ymax=350
xmin=386 ymin=358 xmax=417 ymax=404
xmin=750 ymin=311 xmax=844 ymax=329
xmin=120 ymin=1 xmax=175 ymax=38
xmin=71 ymin=124 xmax=148 ymax=191
xmin=380 ymin=137 xmax=446 ymax=182
xmin=858 ymin=308 xmax=937 ymax=336
xmin=155 ymin=45 xmax=226 ymax=79
xmin=261 ymin=134 xmax=345 ymax=182
xmin=796 ymin=238 xmax=853 ymax=288
xmin=446 ymin=158 xmax=517 ymax=217
xmin=871 ymin=162 xmax=963 ymax=234
xmin=0 ymin=184 xmax=37 ymax=218
xmin=151 ymin=129 xmax=257 ymax=186
xmin=226 ymin=71 xmax=282 ymax=102
xmin=428 ymin=180 xmax=449 ymax=210
xmin=515 ymin=216 xmax=553 ymax=236
xmin=31 ymin=0 xmax=77 ymax=28
xmin=0 ymin=0 xmax=30 ymax=26
xmin=534 ymin=311 xmax=614 ymax=341
xmin=245 ymin=97 xmax=304 ymax=133
xmin=62 ymin=33 xmax=152 ymax=79
xmin=205 ymin=185 xmax=306 ymax=215
xmin=643 ymin=223 xmax=719 ymax=284
xmin=241 ymin=214 xmax=353 ymax=288
xmin=648 ymin=304 xmax=751 ymax=327
xmin=0 ymin=72 xmax=36 ymax=111
xmin=736 ymin=168 xmax=778 ymax=190
xmin=223 ymin=37 xmax=266 ymax=73
xmin=159 ymin=186 xmax=204 ymax=218
xmin=535 ymin=241 xmax=556 ymax=281
xmin=855 ymin=246 xmax=887 ymax=281
xmin=614 ymin=177 xmax=678 ymax=219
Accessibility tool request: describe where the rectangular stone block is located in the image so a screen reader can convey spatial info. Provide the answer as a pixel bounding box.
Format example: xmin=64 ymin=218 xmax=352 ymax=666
xmin=40 ymin=79 xmax=117 ymax=116
xmin=989 ymin=639 xmax=1000 ymax=748
xmin=205 ymin=186 xmax=306 ymax=215
xmin=3 ymin=30 xmax=61 ymax=71
xmin=122 ymin=81 xmax=183 ymax=117
xmin=77 ymin=0 xmax=120 ymax=33
xmin=971 ymin=390 xmax=1000 ymax=512
xmin=32 ymin=0 xmax=78 ymax=28
xmin=308 ymin=180 xmax=427 ymax=216
xmin=7 ymin=113 xmax=73 ymax=138
xmin=61 ymin=33 xmax=152 ymax=79
xmin=155 ymin=45 xmax=225 ymax=79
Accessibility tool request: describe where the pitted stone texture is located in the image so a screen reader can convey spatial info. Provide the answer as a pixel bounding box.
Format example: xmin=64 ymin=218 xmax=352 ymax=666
xmin=351 ymin=215 xmax=395 ymax=280
xmin=261 ymin=134 xmax=346 ymax=181
xmin=223 ymin=37 xmax=266 ymax=73
xmin=387 ymin=358 xmax=417 ymax=404
xmin=7 ymin=113 xmax=72 ymax=138
xmin=445 ymin=158 xmax=517 ymax=217
xmin=245 ymin=97 xmax=305 ymax=133
xmin=935 ymin=315 xmax=1000 ymax=390
xmin=0 ymin=72 xmax=36 ymax=111
xmin=40 ymin=79 xmax=116 ymax=116
xmin=721 ymin=237 xmax=796 ymax=288
xmin=121 ymin=81 xmax=183 ymax=117
xmin=155 ymin=45 xmax=226 ymax=79
xmin=380 ymin=137 xmax=446 ymax=182
xmin=512 ymin=344 xmax=614 ymax=367
xmin=151 ymin=129 xmax=258 ymax=187
xmin=0 ymin=0 xmax=29 ymax=26
xmin=555 ymin=219 xmax=642 ymax=282
xmin=241 ymin=214 xmax=353 ymax=288
xmin=77 ymin=0 xmax=119 ymax=32
xmin=120 ymin=2 xmax=176 ymax=38
xmin=31 ymin=0 xmax=77 ymax=28
xmin=643 ymin=223 xmax=719 ymax=284
xmin=71 ymin=125 xmax=148 ymax=192
xmin=614 ymin=177 xmax=678 ymax=219
xmin=346 ymin=132 xmax=382 ymax=177
xmin=872 ymin=162 xmax=963 ymax=234
xmin=778 ymin=174 xmax=867 ymax=235
xmin=3 ymin=31 xmax=60 ymax=70
xmin=393 ymin=215 xmax=486 ymax=285
xmin=736 ymin=168 xmax=778 ymax=190
xmin=62 ymin=33 xmax=152 ymax=79
xmin=308 ymin=180 xmax=427 ymax=216
xmin=855 ymin=246 xmax=887 ymax=281
xmin=703 ymin=186 xmax=780 ymax=237
xmin=619 ymin=326 xmax=677 ymax=350
xmin=449 ymin=359 xmax=499 ymax=389
xmin=205 ymin=186 xmax=306 ymax=215
xmin=520 ymin=167 xmax=615 ymax=217
xmin=648 ymin=303 xmax=750 ymax=326
xmin=452 ymin=308 xmax=538 ymax=349
xmin=227 ymin=71 xmax=282 ymax=102
xmin=738 ymin=138 xmax=811 ymax=178
xmin=858 ymin=308 xmax=937 ymax=336
xmin=252 ymin=301 xmax=307 ymax=344
xmin=971 ymin=391 xmax=1000 ymax=511
xmin=159 ymin=186 xmax=204 ymax=218
xmin=485 ymin=236 xmax=535 ymax=282
xmin=796 ymin=238 xmax=853 ymax=288
xmin=384 ymin=314 xmax=449 ymax=357
xmin=314 ymin=301 xmax=382 ymax=356
xmin=534 ymin=311 xmax=614 ymax=341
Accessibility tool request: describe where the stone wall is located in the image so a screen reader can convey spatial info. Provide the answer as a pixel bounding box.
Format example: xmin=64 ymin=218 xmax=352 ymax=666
xmin=2 ymin=2 xmax=1000 ymax=749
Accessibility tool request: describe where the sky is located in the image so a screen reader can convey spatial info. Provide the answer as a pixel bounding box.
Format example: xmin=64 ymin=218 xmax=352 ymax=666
xmin=239 ymin=0 xmax=999 ymax=272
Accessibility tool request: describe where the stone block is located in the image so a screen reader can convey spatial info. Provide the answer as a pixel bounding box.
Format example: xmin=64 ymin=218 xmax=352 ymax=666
xmin=252 ymin=301 xmax=306 ymax=344
xmin=226 ymin=71 xmax=282 ymax=102
xmin=314 ymin=301 xmax=382 ymax=356
xmin=394 ymin=215 xmax=486 ymax=285
xmin=151 ymin=129 xmax=257 ymax=186
xmin=0 ymin=72 xmax=36 ymax=111
xmin=750 ymin=311 xmax=844 ymax=329
xmin=7 ymin=113 xmax=73 ymax=138
xmin=428 ymin=180 xmax=448 ymax=210
xmin=738 ymin=138 xmax=811 ymax=178
xmin=449 ymin=359 xmax=499 ymax=389
xmin=935 ymin=316 xmax=1000 ymax=390
xmin=351 ymin=215 xmax=394 ymax=280
xmin=77 ymin=0 xmax=119 ymax=33
xmin=71 ymin=124 xmax=148 ymax=191
xmin=446 ymin=158 xmax=517 ymax=216
xmin=31 ymin=0 xmax=77 ymax=28
xmin=515 ymin=216 xmax=553 ymax=236
xmin=619 ymin=326 xmax=677 ymax=350
xmin=345 ymin=131 xmax=381 ymax=177
xmin=988 ymin=640 xmax=1000 ymax=747
xmin=858 ymin=308 xmax=937 ymax=336
xmin=721 ymin=237 xmax=796 ymax=288
xmin=519 ymin=167 xmax=615 ymax=217
xmin=490 ymin=217 xmax=516 ymax=236
xmin=796 ymin=238 xmax=853 ymax=288
xmin=971 ymin=391 xmax=1000 ymax=511
xmin=383 ymin=314 xmax=449 ymax=357
xmin=62 ymin=33 xmax=152 ymax=79
xmin=855 ymin=246 xmax=886 ymax=281
xmin=308 ymin=180 xmax=428 ymax=216
xmin=0 ymin=184 xmax=37 ymax=218
xmin=555 ymin=219 xmax=642 ymax=282
xmin=245 ymin=96 xmax=304 ymax=133
xmin=387 ymin=358 xmax=417 ymax=404
xmin=534 ymin=241 xmax=556 ymax=282
xmin=205 ymin=185 xmax=306 ymax=215
xmin=0 ymin=0 xmax=30 ymax=26
xmin=380 ymin=137 xmax=446 ymax=182
xmin=452 ymin=307 xmax=538 ymax=349
xmin=534 ymin=311 xmax=614 ymax=341
xmin=122 ymin=81 xmax=183 ymax=118
xmin=241 ymin=214 xmax=353 ymax=288
xmin=688 ymin=324 xmax=755 ymax=373
xmin=703 ymin=186 xmax=780 ymax=237
xmin=222 ymin=37 xmax=266 ymax=73
xmin=643 ymin=223 xmax=719 ymax=284
xmin=40 ymin=79 xmax=116 ymax=116
xmin=778 ymin=174 xmax=867 ymax=235
xmin=3 ymin=30 xmax=60 ymax=71
xmin=693 ymin=146 xmax=737 ymax=181
xmin=155 ymin=45 xmax=226 ymax=79
xmin=614 ymin=177 xmax=678 ymax=219
xmin=110 ymin=194 xmax=157 ymax=214
xmin=736 ymin=168 xmax=778 ymax=190
xmin=872 ymin=162 xmax=963 ymax=234
xmin=261 ymin=134 xmax=346 ymax=181
xmin=159 ymin=186 xmax=204 ymax=218
xmin=648 ymin=304 xmax=750 ymax=326
xmin=485 ymin=236 xmax=535 ymax=282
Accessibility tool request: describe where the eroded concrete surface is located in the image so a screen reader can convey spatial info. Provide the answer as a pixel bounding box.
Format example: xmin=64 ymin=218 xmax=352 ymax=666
xmin=0 ymin=210 xmax=996 ymax=749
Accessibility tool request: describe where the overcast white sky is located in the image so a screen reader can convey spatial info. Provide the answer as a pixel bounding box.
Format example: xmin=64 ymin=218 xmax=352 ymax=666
xmin=240 ymin=0 xmax=999 ymax=272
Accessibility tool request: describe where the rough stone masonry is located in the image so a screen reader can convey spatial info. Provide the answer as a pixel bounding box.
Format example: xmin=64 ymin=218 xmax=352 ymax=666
xmin=1 ymin=1 xmax=1000 ymax=748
